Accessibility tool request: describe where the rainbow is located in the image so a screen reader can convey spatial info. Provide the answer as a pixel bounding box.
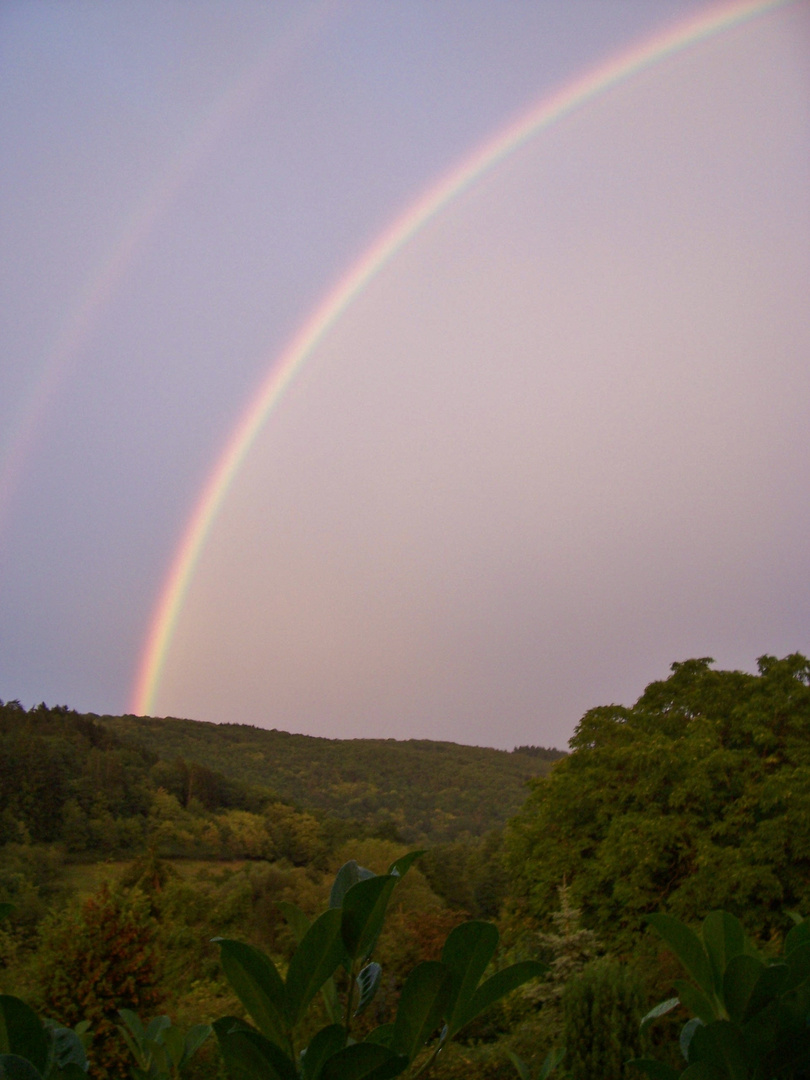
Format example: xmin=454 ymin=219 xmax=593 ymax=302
xmin=131 ymin=0 xmax=795 ymax=717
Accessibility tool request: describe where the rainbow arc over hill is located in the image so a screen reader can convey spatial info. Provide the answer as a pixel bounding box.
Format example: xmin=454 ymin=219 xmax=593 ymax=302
xmin=131 ymin=0 xmax=795 ymax=717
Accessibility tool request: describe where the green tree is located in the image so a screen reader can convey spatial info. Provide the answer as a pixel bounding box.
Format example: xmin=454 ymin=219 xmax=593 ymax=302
xmin=506 ymin=654 xmax=810 ymax=947
xmin=37 ymin=886 xmax=161 ymax=1080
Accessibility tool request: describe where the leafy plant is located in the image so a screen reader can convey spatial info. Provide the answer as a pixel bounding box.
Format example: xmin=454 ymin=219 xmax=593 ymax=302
xmin=0 ymin=996 xmax=89 ymax=1080
xmin=116 ymin=1010 xmax=211 ymax=1080
xmin=0 ymin=901 xmax=89 ymax=1080
xmin=213 ymin=853 xmax=546 ymax=1078
xmin=632 ymin=909 xmax=810 ymax=1079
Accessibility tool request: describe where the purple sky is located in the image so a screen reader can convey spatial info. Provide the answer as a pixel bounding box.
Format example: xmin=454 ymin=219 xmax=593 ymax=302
xmin=1 ymin=1 xmax=809 ymax=750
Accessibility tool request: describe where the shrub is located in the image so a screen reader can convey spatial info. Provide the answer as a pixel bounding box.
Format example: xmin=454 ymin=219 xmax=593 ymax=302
xmin=562 ymin=957 xmax=647 ymax=1080
xmin=37 ymin=886 xmax=161 ymax=1080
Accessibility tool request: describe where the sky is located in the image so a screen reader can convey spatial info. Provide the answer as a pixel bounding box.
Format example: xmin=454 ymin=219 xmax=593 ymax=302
xmin=1 ymin=0 xmax=809 ymax=751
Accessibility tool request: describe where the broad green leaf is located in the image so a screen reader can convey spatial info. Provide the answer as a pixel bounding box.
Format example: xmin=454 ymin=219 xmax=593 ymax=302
xmin=688 ymin=1020 xmax=748 ymax=1080
xmin=277 ymin=901 xmax=311 ymax=946
xmin=390 ymin=961 xmax=452 ymax=1061
xmin=46 ymin=1024 xmax=88 ymax=1074
xmin=647 ymin=915 xmax=715 ymax=998
xmin=702 ymin=912 xmax=746 ymax=991
xmin=116 ymin=1012 xmax=148 ymax=1070
xmin=756 ymin=1024 xmax=810 ymax=1076
xmin=640 ymin=997 xmax=681 ymax=1034
xmin=213 ymin=1018 xmax=297 ymax=1080
xmin=320 ymin=978 xmax=341 ymax=1026
xmin=117 ymin=1010 xmax=145 ymax=1047
xmin=329 ymin=862 xmax=376 ymax=910
xmin=364 ymin=1025 xmax=394 ymax=1048
xmin=0 ymin=998 xmax=48 ymax=1076
xmin=680 ymin=1018 xmax=704 ymax=1062
xmin=440 ymin=921 xmax=499 ymax=1031
xmin=160 ymin=1026 xmax=185 ymax=1068
xmin=627 ymin=1059 xmax=681 ymax=1080
xmin=784 ymin=920 xmax=810 ymax=955
xmin=782 ymin=941 xmax=810 ymax=991
xmin=277 ymin=900 xmax=338 ymax=1022
xmin=300 ymin=1025 xmax=345 ymax=1080
xmin=355 ymin=963 xmax=382 ymax=1017
xmin=182 ymin=1025 xmax=212 ymax=1067
xmin=114 ymin=1026 xmax=144 ymax=1072
xmin=675 ymin=981 xmax=720 ymax=1024
xmin=722 ymin=955 xmax=765 ymax=1025
xmin=145 ymin=1016 xmax=172 ymax=1043
xmin=386 ymin=851 xmax=425 ymax=878
xmin=342 ymin=877 xmax=397 ymax=963
xmin=739 ymin=962 xmax=788 ymax=1024
xmin=0 ymin=1054 xmax=44 ymax=1080
xmin=213 ymin=940 xmax=287 ymax=1047
xmin=285 ymin=908 xmax=345 ymax=1028
xmin=320 ymin=1043 xmax=408 ymax=1080
xmin=455 ymin=961 xmax=547 ymax=1034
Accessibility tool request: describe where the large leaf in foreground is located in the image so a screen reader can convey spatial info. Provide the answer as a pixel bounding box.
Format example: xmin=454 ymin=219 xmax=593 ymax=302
xmin=320 ymin=1042 xmax=408 ymax=1080
xmin=342 ymin=877 xmax=397 ymax=963
xmin=285 ymin=908 xmax=345 ymax=1028
xmin=213 ymin=1019 xmax=297 ymax=1080
xmin=390 ymin=962 xmax=452 ymax=1062
xmin=300 ymin=1024 xmax=345 ymax=1080
xmin=0 ymin=1054 xmax=44 ymax=1080
xmin=647 ymin=915 xmax=715 ymax=998
xmin=440 ymin=921 xmax=498 ymax=1033
xmin=213 ymin=940 xmax=286 ymax=1046
xmin=455 ymin=961 xmax=547 ymax=1034
xmin=0 ymin=998 xmax=48 ymax=1077
xmin=329 ymin=862 xmax=375 ymax=910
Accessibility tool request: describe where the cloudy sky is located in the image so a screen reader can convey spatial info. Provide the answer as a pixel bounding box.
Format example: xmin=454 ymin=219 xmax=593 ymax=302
xmin=1 ymin=0 xmax=809 ymax=750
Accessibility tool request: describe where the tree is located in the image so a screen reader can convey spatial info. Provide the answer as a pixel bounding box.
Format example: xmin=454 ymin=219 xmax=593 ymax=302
xmin=506 ymin=654 xmax=810 ymax=947
xmin=37 ymin=886 xmax=161 ymax=1080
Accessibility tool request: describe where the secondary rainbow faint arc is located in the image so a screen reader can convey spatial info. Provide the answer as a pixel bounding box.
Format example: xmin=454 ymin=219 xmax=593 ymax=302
xmin=131 ymin=0 xmax=794 ymax=717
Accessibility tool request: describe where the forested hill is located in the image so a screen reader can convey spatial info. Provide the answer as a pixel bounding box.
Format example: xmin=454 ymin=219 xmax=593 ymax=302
xmin=99 ymin=713 xmax=562 ymax=841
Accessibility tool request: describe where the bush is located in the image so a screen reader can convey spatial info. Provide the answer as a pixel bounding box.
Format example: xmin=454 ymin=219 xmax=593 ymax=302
xmin=36 ymin=885 xmax=161 ymax=1080
xmin=562 ymin=957 xmax=647 ymax=1080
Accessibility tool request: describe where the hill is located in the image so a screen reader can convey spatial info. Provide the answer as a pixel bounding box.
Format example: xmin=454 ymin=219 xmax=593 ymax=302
xmin=99 ymin=713 xmax=562 ymax=842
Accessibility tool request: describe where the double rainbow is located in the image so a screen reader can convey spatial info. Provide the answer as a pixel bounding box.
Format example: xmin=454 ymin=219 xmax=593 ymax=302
xmin=131 ymin=0 xmax=794 ymax=718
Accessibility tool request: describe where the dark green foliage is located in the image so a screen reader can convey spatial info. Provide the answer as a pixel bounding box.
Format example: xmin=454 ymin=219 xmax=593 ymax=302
xmin=0 ymin=704 xmax=153 ymax=854
xmin=420 ymin=832 xmax=508 ymax=918
xmin=0 ymin=998 xmax=89 ymax=1080
xmin=116 ymin=1009 xmax=211 ymax=1080
xmin=635 ymin=909 xmax=810 ymax=1079
xmin=561 ymin=958 xmax=647 ymax=1080
xmin=507 ymin=654 xmax=810 ymax=946
xmin=213 ymin=856 xmax=546 ymax=1078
